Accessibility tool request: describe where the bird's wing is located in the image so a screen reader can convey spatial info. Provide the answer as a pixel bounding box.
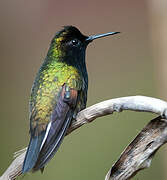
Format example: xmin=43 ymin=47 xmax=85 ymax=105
xmin=22 ymin=83 xmax=79 ymax=173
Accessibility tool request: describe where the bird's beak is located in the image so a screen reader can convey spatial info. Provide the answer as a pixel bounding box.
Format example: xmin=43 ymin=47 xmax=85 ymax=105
xmin=85 ymin=31 xmax=120 ymax=44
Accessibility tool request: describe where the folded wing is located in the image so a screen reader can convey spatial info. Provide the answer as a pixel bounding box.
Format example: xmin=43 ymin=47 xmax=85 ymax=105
xmin=22 ymin=84 xmax=78 ymax=173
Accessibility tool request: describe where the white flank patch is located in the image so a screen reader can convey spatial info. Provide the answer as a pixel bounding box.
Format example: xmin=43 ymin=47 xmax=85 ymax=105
xmin=40 ymin=121 xmax=52 ymax=150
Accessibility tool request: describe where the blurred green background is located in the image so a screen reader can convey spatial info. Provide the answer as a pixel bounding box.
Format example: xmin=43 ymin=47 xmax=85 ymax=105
xmin=0 ymin=0 xmax=166 ymax=179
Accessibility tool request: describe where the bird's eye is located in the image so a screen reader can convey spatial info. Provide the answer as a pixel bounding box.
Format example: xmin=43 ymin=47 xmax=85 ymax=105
xmin=71 ymin=39 xmax=79 ymax=46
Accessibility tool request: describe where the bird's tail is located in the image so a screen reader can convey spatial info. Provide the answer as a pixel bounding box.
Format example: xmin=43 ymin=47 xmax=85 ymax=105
xmin=22 ymin=132 xmax=45 ymax=173
xmin=32 ymin=114 xmax=72 ymax=171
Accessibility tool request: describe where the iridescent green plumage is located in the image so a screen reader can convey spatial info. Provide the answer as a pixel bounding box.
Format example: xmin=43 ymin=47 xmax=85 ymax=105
xmin=30 ymin=61 xmax=83 ymax=134
xmin=22 ymin=26 xmax=120 ymax=173
xmin=29 ymin=27 xmax=88 ymax=135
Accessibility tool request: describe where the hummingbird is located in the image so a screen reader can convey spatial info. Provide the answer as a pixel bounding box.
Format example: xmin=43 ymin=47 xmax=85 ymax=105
xmin=22 ymin=26 xmax=120 ymax=173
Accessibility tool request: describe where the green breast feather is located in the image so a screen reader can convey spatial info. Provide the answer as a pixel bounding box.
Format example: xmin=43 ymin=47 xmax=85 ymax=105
xmin=30 ymin=62 xmax=82 ymax=134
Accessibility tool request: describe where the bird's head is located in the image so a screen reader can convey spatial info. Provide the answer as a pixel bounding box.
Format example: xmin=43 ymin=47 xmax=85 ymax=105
xmin=47 ymin=26 xmax=120 ymax=66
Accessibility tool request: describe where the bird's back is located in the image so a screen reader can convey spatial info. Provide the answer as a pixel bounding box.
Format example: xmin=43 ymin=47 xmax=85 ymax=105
xmin=30 ymin=61 xmax=85 ymax=135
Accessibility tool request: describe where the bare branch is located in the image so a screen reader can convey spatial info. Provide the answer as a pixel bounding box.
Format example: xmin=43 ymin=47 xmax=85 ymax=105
xmin=1 ymin=96 xmax=167 ymax=180
xmin=105 ymin=116 xmax=167 ymax=180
